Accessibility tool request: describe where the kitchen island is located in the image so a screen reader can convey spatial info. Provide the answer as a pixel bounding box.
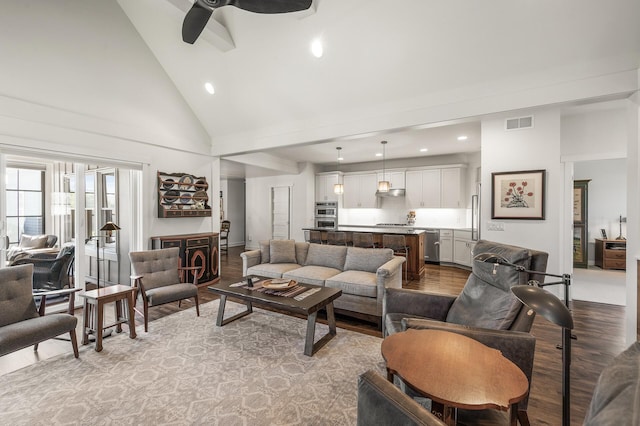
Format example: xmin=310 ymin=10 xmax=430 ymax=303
xmin=302 ymin=226 xmax=425 ymax=279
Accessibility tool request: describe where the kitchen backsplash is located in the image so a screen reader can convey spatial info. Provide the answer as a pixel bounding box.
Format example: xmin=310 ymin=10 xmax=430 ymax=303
xmin=339 ymin=205 xmax=471 ymax=229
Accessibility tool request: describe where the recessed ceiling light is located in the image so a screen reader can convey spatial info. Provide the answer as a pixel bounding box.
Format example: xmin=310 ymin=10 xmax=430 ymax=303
xmin=375 ymin=153 xmax=383 ymax=157
xmin=204 ymin=82 xmax=215 ymax=95
xmin=311 ymin=39 xmax=323 ymax=58
xmin=420 ymin=148 xmax=428 ymax=152
xmin=457 ymin=135 xmax=468 ymax=141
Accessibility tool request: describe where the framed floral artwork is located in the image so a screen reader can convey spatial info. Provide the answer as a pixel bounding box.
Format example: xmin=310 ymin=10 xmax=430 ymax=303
xmin=491 ymin=170 xmax=546 ymax=220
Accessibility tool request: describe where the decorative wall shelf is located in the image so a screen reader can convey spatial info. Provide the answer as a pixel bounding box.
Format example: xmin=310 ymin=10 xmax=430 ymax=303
xmin=157 ymin=171 xmax=211 ymax=218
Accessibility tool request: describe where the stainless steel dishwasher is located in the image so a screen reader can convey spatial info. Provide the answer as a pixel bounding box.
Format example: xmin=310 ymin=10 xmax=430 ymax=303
xmin=424 ymin=229 xmax=440 ymax=263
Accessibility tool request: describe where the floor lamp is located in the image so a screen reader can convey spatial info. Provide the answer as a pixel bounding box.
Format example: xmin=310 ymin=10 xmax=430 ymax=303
xmin=91 ymin=221 xmax=120 ymax=290
xmin=474 ymin=253 xmax=574 ymax=426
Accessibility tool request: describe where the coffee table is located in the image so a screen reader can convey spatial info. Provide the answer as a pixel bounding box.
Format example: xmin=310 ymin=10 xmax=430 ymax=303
xmin=208 ymin=279 xmax=341 ymax=356
xmin=381 ymin=329 xmax=529 ymax=425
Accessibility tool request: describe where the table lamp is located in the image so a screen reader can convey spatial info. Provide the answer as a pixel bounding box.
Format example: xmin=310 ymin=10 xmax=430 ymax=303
xmin=474 ymin=252 xmax=574 ymax=426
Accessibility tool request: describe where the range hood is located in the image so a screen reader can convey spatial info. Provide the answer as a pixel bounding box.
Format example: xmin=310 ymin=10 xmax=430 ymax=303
xmin=375 ymin=188 xmax=405 ymax=197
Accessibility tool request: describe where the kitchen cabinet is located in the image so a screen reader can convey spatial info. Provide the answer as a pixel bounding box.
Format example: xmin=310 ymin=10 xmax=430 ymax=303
xmin=406 ymin=167 xmax=466 ymax=209
xmin=376 ymin=170 xmax=405 ymax=191
xmin=441 ymin=167 xmax=466 ymax=208
xmin=453 ymin=230 xmax=476 ymax=267
xmin=343 ymin=173 xmax=378 ymax=208
xmin=151 ymin=233 xmax=220 ymax=287
xmin=439 ymin=229 xmax=453 ymax=263
xmin=406 ymin=169 xmax=441 ymax=208
xmin=315 ymin=173 xmax=341 ymax=202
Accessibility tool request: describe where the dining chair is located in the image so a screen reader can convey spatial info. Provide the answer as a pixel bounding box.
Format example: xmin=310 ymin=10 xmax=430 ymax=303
xmin=353 ymin=232 xmax=376 ymax=248
xmin=220 ymin=220 xmax=230 ymax=254
xmin=327 ymin=231 xmax=348 ymax=246
xmin=383 ymin=234 xmax=409 ymax=282
xmin=308 ymin=230 xmax=323 ymax=244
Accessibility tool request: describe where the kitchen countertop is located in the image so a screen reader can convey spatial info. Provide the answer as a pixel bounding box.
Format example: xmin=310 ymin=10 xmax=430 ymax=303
xmin=337 ymin=224 xmax=472 ymax=232
xmin=303 ymin=226 xmax=426 ymax=235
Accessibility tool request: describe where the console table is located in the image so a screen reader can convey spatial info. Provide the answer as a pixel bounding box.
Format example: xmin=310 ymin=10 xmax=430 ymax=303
xmin=151 ymin=233 xmax=220 ymax=287
xmin=594 ymin=239 xmax=626 ymax=270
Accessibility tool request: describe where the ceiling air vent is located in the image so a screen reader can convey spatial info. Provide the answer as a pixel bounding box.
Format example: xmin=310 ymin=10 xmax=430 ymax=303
xmin=505 ymin=116 xmax=534 ymax=130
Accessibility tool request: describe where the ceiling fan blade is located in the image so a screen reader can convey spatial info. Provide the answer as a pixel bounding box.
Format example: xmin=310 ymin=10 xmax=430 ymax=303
xmin=182 ymin=1 xmax=214 ymax=44
xmin=230 ymin=0 xmax=313 ymax=14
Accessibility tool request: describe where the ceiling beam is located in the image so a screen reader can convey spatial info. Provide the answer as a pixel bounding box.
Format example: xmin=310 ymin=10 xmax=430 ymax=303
xmin=223 ymin=152 xmax=300 ymax=175
xmin=165 ymin=0 xmax=235 ymax=51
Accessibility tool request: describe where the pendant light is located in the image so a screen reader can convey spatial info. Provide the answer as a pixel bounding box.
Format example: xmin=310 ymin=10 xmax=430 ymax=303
xmin=377 ymin=140 xmax=390 ymax=192
xmin=333 ymin=147 xmax=344 ymax=194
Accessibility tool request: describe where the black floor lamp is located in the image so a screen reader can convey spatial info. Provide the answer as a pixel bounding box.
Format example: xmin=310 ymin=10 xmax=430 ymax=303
xmin=91 ymin=221 xmax=120 ymax=290
xmin=474 ymin=253 xmax=574 ymax=426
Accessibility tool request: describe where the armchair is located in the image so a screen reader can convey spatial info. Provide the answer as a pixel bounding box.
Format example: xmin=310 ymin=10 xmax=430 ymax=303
xmin=129 ymin=247 xmax=200 ymax=332
xmin=12 ymin=245 xmax=75 ymax=291
xmin=0 ymin=264 xmax=79 ymax=358
xmin=383 ymin=239 xmax=548 ymax=425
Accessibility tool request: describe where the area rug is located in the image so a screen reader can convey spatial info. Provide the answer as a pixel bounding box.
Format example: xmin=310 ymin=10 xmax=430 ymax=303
xmin=0 ymin=300 xmax=385 ymax=425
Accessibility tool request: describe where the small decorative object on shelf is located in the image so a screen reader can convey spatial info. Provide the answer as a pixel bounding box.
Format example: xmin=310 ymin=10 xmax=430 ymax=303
xmin=157 ymin=171 xmax=211 ymax=218
xmin=407 ymin=210 xmax=416 ymax=225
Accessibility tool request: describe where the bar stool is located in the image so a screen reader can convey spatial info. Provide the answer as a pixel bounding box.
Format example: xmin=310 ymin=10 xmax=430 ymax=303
xmin=353 ymin=232 xmax=376 ymax=248
xmin=383 ymin=234 xmax=409 ymax=282
xmin=307 ymin=230 xmax=323 ymax=244
xmin=327 ymin=231 xmax=348 ymax=246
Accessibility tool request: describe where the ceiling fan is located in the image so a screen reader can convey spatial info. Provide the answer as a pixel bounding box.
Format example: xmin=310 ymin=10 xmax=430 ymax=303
xmin=183 ymin=0 xmax=313 ymax=44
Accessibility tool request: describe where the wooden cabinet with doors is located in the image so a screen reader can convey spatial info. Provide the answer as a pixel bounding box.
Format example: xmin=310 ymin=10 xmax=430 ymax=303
xmin=343 ymin=173 xmax=378 ymax=208
xmin=453 ymin=229 xmax=476 ymax=267
xmin=315 ymin=173 xmax=341 ymax=202
xmin=406 ymin=166 xmax=466 ymax=208
xmin=151 ymin=233 xmax=220 ymax=287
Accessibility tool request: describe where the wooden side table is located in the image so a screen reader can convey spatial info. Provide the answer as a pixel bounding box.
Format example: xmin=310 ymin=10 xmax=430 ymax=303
xmin=382 ymin=329 xmax=528 ymax=425
xmin=80 ymin=284 xmax=137 ymax=352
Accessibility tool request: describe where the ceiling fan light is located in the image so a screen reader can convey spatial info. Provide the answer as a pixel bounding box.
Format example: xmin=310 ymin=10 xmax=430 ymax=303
xmin=334 ymin=183 xmax=344 ymax=194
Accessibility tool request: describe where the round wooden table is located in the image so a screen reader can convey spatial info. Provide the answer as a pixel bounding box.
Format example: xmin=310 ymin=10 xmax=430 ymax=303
xmin=381 ymin=328 xmax=529 ymax=425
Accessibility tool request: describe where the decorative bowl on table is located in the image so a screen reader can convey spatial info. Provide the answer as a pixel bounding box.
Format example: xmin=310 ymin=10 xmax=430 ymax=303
xmin=262 ymin=279 xmax=298 ymax=290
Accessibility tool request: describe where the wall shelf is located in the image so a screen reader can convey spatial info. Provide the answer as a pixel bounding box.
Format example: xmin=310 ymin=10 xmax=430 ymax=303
xmin=157 ymin=171 xmax=211 ymax=218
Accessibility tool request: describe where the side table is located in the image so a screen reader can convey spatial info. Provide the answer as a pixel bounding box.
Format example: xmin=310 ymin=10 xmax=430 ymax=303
xmin=80 ymin=284 xmax=137 ymax=352
xmin=382 ymin=329 xmax=529 ymax=425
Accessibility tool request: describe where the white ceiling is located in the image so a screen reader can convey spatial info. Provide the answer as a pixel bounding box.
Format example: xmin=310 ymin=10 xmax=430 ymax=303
xmin=117 ymin=0 xmax=640 ymax=177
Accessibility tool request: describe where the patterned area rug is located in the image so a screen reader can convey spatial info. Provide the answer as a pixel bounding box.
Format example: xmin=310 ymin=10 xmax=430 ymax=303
xmin=0 ymin=300 xmax=385 ymax=425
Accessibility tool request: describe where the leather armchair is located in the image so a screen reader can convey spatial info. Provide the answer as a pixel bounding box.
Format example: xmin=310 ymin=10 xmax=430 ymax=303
xmin=383 ymin=239 xmax=548 ymax=425
xmin=0 ymin=264 xmax=79 ymax=358
xmin=12 ymin=245 xmax=75 ymax=290
xmin=129 ymin=247 xmax=200 ymax=332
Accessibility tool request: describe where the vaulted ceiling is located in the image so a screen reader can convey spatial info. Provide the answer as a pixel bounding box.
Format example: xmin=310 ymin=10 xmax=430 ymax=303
xmin=117 ymin=0 xmax=640 ymax=173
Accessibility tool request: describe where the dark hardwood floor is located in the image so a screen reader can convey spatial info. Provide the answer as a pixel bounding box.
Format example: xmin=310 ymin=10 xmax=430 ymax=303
xmin=1 ymin=245 xmax=627 ymax=425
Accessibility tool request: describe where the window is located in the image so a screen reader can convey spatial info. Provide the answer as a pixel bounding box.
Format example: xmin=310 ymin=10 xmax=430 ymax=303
xmin=5 ymin=167 xmax=45 ymax=245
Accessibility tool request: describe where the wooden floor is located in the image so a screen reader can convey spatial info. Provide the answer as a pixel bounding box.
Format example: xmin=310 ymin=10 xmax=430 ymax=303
xmin=1 ymin=245 xmax=628 ymax=425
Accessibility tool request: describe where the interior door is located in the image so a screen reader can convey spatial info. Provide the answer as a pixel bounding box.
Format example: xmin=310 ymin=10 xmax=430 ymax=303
xmin=271 ymin=186 xmax=291 ymax=240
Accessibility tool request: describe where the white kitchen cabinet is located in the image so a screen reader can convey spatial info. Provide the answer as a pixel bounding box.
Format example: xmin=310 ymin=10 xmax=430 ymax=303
xmin=315 ymin=173 xmax=341 ymax=202
xmin=441 ymin=167 xmax=466 ymax=208
xmin=453 ymin=230 xmax=476 ymax=267
xmin=405 ymin=169 xmax=441 ymax=208
xmin=376 ymin=170 xmax=405 ymax=191
xmin=343 ymin=173 xmax=378 ymax=208
xmin=439 ymin=229 xmax=453 ymax=263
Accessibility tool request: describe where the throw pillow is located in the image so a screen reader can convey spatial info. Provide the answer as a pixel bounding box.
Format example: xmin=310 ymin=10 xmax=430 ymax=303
xmin=19 ymin=234 xmax=48 ymax=249
xmin=270 ymin=240 xmax=297 ymax=264
xmin=0 ymin=264 xmax=38 ymax=327
xmin=259 ymin=241 xmax=271 ymax=264
xmin=305 ymin=243 xmax=347 ymax=270
xmin=344 ymin=247 xmax=393 ymax=273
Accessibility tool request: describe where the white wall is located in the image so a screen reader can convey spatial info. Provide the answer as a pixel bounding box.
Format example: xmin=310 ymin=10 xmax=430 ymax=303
xmin=244 ymin=163 xmax=316 ymax=249
xmin=481 ymin=108 xmax=564 ymax=278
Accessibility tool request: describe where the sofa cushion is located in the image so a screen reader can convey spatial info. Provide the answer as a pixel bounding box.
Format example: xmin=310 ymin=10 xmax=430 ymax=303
xmin=284 ymin=265 xmax=341 ymax=286
xmin=344 ymin=247 xmax=393 ymax=273
xmin=247 ymin=263 xmax=301 ymax=279
xmin=270 ymin=240 xmax=297 ymax=264
xmin=305 ymin=243 xmax=347 ymax=270
xmin=295 ymin=242 xmax=309 ymax=266
xmin=259 ymin=241 xmax=270 ymax=264
xmin=326 ymin=270 xmax=377 ymax=297
xmin=0 ymin=313 xmax=77 ymax=357
xmin=0 ymin=264 xmax=39 ymax=328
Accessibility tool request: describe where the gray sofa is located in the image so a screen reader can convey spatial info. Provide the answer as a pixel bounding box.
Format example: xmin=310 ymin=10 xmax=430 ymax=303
xmin=584 ymin=341 xmax=640 ymax=425
xmin=241 ymin=240 xmax=405 ymax=326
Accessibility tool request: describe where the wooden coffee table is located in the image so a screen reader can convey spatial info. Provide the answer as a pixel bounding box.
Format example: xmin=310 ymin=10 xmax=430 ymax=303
xmin=381 ymin=329 xmax=529 ymax=425
xmin=208 ymin=279 xmax=341 ymax=356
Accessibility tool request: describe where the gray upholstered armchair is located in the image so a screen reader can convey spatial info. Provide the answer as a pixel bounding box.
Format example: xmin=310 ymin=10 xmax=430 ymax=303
xmin=0 ymin=264 xmax=79 ymax=358
xmin=383 ymin=239 xmax=548 ymax=425
xmin=129 ymin=247 xmax=200 ymax=332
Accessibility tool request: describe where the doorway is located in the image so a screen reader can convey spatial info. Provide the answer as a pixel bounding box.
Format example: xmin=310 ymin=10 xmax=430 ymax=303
xmin=271 ymin=186 xmax=291 ymax=240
